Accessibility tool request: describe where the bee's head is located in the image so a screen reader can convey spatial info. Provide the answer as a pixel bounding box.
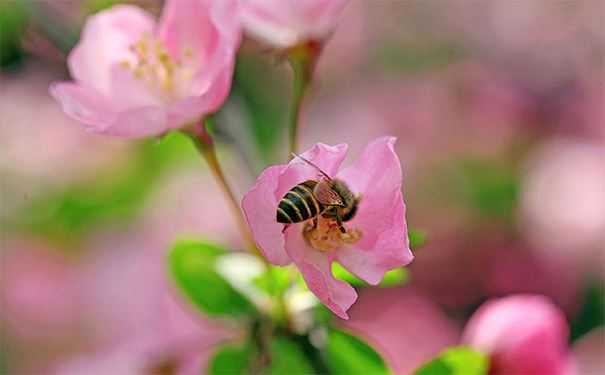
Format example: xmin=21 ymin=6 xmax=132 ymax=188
xmin=331 ymin=180 xmax=360 ymax=222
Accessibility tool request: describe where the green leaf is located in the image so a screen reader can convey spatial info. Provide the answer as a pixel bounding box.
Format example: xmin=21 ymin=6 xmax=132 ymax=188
xmin=229 ymin=52 xmax=289 ymax=165
xmin=414 ymin=347 xmax=488 ymax=375
xmin=0 ymin=0 xmax=29 ymax=68
xmin=332 ymin=263 xmax=408 ymax=287
xmin=209 ymin=344 xmax=253 ymax=375
xmin=252 ymin=267 xmax=291 ymax=297
xmin=325 ymin=329 xmax=390 ymax=375
xmin=267 ymin=337 xmax=314 ymax=375
xmin=571 ymin=282 xmax=605 ymax=341
xmin=380 ymin=268 xmax=409 ymax=286
xmin=409 ymin=229 xmax=428 ymax=250
xmin=169 ymin=239 xmax=257 ymax=317
xmin=8 ymin=134 xmax=196 ymax=246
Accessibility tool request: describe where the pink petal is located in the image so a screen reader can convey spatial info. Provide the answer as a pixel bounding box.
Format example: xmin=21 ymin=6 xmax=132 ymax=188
xmin=284 ymin=228 xmax=357 ymax=319
xmin=240 ymin=0 xmax=348 ymax=47
xmin=186 ymin=0 xmax=239 ymax=112
xmin=336 ymin=137 xmax=413 ymax=284
xmin=242 ymin=165 xmax=291 ymax=265
xmin=50 ymin=82 xmax=168 ymax=138
xmin=49 ymin=82 xmax=118 ymax=132
xmin=463 ymin=295 xmax=572 ymax=375
xmin=105 ymin=107 xmax=168 ymax=138
xmin=109 ymin=65 xmax=163 ymax=111
xmin=68 ymin=5 xmax=155 ymax=95
xmin=158 ymin=0 xmax=239 ymax=115
xmin=276 ymin=142 xmax=348 ymax=200
xmin=157 ymin=0 xmax=235 ymax=65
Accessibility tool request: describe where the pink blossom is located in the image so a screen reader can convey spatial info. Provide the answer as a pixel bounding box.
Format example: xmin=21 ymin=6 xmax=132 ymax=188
xmin=463 ymin=295 xmax=576 ymax=375
xmin=241 ymin=137 xmax=413 ymax=318
xmin=239 ymin=0 xmax=349 ymax=47
xmin=50 ymin=0 xmax=239 ymax=138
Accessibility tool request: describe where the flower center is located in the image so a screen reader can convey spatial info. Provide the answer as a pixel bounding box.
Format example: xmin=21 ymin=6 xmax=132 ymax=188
xmin=302 ymin=216 xmax=362 ymax=252
xmin=120 ymin=33 xmax=194 ymax=99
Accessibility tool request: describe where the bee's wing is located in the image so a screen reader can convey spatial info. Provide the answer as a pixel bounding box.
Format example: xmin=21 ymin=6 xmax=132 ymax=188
xmin=314 ymin=180 xmax=345 ymax=206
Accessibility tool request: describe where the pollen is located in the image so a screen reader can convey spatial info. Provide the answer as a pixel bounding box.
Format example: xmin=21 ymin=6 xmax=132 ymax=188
xmin=120 ymin=33 xmax=194 ymax=99
xmin=302 ymin=217 xmax=362 ymax=252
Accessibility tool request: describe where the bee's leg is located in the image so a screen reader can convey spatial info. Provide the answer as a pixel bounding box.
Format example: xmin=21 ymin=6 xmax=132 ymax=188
xmin=335 ymin=214 xmax=346 ymax=234
xmin=312 ymin=217 xmax=318 ymax=229
xmin=282 ymin=224 xmax=290 ymax=233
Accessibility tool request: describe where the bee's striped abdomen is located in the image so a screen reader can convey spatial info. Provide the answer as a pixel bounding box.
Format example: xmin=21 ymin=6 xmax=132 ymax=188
xmin=276 ymin=180 xmax=321 ymax=224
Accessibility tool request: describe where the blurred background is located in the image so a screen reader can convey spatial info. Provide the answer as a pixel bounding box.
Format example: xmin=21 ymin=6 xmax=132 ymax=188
xmin=1 ymin=0 xmax=603 ymax=373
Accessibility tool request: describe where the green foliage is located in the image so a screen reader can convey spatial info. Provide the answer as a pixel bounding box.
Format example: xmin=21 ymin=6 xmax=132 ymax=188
xmin=425 ymin=158 xmax=519 ymax=222
xmin=253 ymin=267 xmax=292 ymax=297
xmin=414 ymin=347 xmax=488 ymax=375
xmin=571 ymin=282 xmax=605 ymax=341
xmin=169 ymin=239 xmax=257 ymax=317
xmin=8 ymin=132 xmax=196 ymax=245
xmin=456 ymin=159 xmax=519 ymax=220
xmin=0 ymin=0 xmax=29 ymax=68
xmin=85 ymin=0 xmax=129 ymax=13
xmin=266 ymin=337 xmax=314 ymax=375
xmin=409 ymin=228 xmax=428 ymax=250
xmin=209 ymin=344 xmax=253 ymax=375
xmin=325 ymin=329 xmax=390 ymax=375
xmin=230 ymin=52 xmax=289 ymax=165
xmin=375 ymin=43 xmax=464 ymax=75
xmin=332 ymin=263 xmax=408 ymax=288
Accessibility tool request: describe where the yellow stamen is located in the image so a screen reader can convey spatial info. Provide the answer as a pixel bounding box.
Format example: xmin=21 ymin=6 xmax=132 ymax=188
xmin=303 ymin=217 xmax=362 ymax=252
xmin=119 ymin=34 xmax=194 ymax=98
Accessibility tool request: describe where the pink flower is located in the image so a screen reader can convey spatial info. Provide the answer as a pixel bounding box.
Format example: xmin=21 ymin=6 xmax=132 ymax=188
xmin=462 ymin=295 xmax=576 ymax=375
xmin=50 ymin=0 xmax=239 ymax=138
xmin=241 ymin=137 xmax=413 ymax=318
xmin=239 ymin=0 xmax=349 ymax=47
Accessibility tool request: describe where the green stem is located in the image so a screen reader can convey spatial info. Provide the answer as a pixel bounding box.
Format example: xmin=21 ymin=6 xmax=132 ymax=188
xmin=187 ymin=119 xmax=261 ymax=259
xmin=287 ymin=54 xmax=313 ymax=159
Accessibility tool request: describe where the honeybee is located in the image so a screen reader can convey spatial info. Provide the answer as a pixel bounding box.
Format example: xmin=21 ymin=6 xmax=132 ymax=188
xmin=276 ymin=154 xmax=361 ymax=233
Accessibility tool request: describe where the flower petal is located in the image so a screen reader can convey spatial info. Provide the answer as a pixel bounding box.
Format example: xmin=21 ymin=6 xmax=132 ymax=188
xmin=284 ymin=229 xmax=357 ymax=319
xmin=336 ymin=193 xmax=411 ymax=284
xmin=68 ymin=5 xmax=155 ymax=95
xmin=276 ymin=142 xmax=348 ymax=200
xmin=240 ymin=0 xmax=348 ymax=47
xmin=49 ymin=82 xmax=117 ymax=132
xmin=336 ymin=137 xmax=413 ymax=283
xmin=158 ymin=0 xmax=237 ymax=65
xmin=105 ymin=107 xmax=168 ymax=138
xmin=158 ymin=0 xmax=239 ymax=115
xmin=242 ymin=165 xmax=291 ymax=265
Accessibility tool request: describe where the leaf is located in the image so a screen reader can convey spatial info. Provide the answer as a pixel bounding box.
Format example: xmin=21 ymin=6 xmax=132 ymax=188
xmin=9 ymin=133 xmax=195 ymax=246
xmin=325 ymin=329 xmax=390 ymax=375
xmin=409 ymin=228 xmax=428 ymax=250
xmin=413 ymin=346 xmax=488 ymax=375
xmin=266 ymin=337 xmax=314 ymax=375
xmin=209 ymin=344 xmax=253 ymax=375
xmin=252 ymin=267 xmax=292 ymax=297
xmin=332 ymin=263 xmax=408 ymax=287
xmin=168 ymin=239 xmax=257 ymax=317
xmin=229 ymin=52 xmax=289 ymax=165
xmin=0 ymin=0 xmax=29 ymax=67
xmin=571 ymin=282 xmax=605 ymax=341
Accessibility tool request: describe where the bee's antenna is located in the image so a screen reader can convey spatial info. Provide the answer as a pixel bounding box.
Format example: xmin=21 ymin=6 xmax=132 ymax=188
xmin=291 ymin=152 xmax=332 ymax=180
